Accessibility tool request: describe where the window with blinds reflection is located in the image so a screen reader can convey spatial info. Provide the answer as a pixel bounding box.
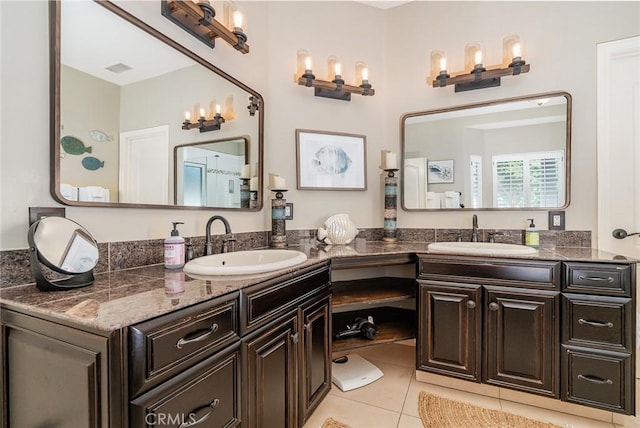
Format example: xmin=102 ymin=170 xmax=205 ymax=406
xmin=492 ymin=150 xmax=565 ymax=208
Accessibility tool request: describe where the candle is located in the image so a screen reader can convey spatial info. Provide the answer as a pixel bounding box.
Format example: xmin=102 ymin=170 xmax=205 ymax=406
xmin=241 ymin=164 xmax=251 ymax=179
xmin=381 ymin=150 xmax=397 ymax=170
xmin=250 ymin=177 xmax=259 ymax=191
xmin=269 ymin=174 xmax=286 ymax=190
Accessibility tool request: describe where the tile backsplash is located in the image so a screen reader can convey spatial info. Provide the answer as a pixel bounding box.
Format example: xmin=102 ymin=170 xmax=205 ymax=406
xmin=0 ymin=228 xmax=591 ymax=289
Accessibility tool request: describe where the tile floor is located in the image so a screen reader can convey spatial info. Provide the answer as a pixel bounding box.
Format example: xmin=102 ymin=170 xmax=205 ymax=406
xmin=303 ymin=342 xmax=640 ymax=428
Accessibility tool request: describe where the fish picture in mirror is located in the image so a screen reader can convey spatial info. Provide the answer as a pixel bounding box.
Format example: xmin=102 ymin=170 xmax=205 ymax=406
xmin=61 ymin=135 xmax=92 ymax=155
xmin=313 ymin=146 xmax=352 ymax=175
xmin=89 ymin=129 xmax=113 ymax=142
xmin=81 ymin=157 xmax=105 ymax=171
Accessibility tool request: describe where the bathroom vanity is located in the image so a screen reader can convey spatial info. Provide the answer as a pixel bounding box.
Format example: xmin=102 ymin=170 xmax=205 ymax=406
xmin=0 ymin=244 xmax=636 ymax=427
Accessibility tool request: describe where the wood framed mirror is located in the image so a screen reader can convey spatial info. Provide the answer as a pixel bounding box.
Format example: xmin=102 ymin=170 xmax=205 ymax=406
xmin=401 ymin=91 xmax=571 ymax=211
xmin=50 ymin=0 xmax=263 ymax=210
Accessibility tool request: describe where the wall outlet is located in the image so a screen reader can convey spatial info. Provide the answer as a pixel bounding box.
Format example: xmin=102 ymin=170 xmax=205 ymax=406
xmin=29 ymin=207 xmax=66 ymax=226
xmin=548 ymin=211 xmax=565 ymax=230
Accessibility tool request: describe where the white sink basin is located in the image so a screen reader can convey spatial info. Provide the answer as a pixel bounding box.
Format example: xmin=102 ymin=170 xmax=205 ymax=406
xmin=183 ymin=249 xmax=308 ymax=276
xmin=428 ymin=242 xmax=537 ymax=256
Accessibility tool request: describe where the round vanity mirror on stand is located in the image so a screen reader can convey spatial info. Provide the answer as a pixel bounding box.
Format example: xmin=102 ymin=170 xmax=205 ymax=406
xmin=27 ymin=217 xmax=99 ymax=291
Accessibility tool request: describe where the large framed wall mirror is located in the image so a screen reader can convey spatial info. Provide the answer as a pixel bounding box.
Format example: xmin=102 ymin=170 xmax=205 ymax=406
xmin=401 ymin=91 xmax=571 ymax=211
xmin=50 ymin=0 xmax=264 ymax=210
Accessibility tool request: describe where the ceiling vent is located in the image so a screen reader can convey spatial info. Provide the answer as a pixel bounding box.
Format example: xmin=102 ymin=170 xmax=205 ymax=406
xmin=105 ymin=63 xmax=133 ymax=74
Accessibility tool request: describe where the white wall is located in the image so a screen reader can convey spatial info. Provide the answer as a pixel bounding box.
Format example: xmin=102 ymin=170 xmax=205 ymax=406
xmin=1 ymin=1 xmax=639 ymax=250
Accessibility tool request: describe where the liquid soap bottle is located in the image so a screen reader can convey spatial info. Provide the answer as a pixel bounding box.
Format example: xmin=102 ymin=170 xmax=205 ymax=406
xmin=165 ymin=222 xmax=185 ymax=269
xmin=525 ymin=218 xmax=539 ymax=248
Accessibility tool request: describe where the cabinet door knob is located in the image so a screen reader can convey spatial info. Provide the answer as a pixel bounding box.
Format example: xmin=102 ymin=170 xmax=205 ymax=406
xmin=467 ymin=300 xmax=476 ymax=309
xmin=291 ymin=332 xmax=300 ymax=344
xmin=489 ymin=302 xmax=499 ymax=311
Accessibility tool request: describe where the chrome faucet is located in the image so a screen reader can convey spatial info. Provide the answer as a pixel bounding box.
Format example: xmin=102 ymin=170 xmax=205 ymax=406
xmin=204 ymin=215 xmax=235 ymax=255
xmin=471 ymin=214 xmax=479 ymax=242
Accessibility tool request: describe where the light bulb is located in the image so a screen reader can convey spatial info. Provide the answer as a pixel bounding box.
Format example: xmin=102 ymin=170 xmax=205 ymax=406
xmin=474 ymin=50 xmax=482 ymax=65
xmin=439 ymin=57 xmax=447 ymax=72
xmin=362 ymin=67 xmax=369 ymax=81
xmin=233 ymin=11 xmax=243 ymax=30
xmin=305 ymin=56 xmax=312 ymax=71
xmin=512 ymin=43 xmax=522 ymax=59
xmin=199 ymin=108 xmax=205 ymax=118
xmin=334 ymin=62 xmax=342 ymax=76
xmin=215 ymin=104 xmax=221 ymax=114
xmin=184 ymin=111 xmax=191 ymax=121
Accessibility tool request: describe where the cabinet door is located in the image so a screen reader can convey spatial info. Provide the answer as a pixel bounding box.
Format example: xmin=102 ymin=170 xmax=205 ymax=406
xmin=300 ymin=293 xmax=331 ymax=423
xmin=417 ymin=281 xmax=482 ymax=382
xmin=484 ymin=286 xmax=559 ymax=397
xmin=243 ymin=313 xmax=299 ymax=428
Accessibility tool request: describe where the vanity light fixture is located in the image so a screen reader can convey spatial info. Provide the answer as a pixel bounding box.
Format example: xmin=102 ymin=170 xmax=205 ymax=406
xmin=161 ymin=0 xmax=249 ymax=54
xmin=431 ymin=35 xmax=529 ymax=92
xmin=247 ymin=96 xmax=260 ymax=116
xmin=296 ymin=51 xmax=375 ymax=101
xmin=182 ymin=105 xmax=225 ymax=132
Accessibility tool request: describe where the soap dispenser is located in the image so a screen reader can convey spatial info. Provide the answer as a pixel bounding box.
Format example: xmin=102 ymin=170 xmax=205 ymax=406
xmin=525 ymin=218 xmax=539 ymax=248
xmin=165 ymin=222 xmax=185 ymax=269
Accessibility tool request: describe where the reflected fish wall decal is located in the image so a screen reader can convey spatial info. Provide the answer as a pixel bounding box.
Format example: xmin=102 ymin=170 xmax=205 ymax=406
xmin=81 ymin=156 xmax=105 ymax=170
xmin=61 ymin=136 xmax=92 ymax=155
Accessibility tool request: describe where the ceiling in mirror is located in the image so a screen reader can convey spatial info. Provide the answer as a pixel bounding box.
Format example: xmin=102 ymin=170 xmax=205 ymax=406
xmin=401 ymin=91 xmax=571 ymax=211
xmin=51 ymin=0 xmax=263 ymax=210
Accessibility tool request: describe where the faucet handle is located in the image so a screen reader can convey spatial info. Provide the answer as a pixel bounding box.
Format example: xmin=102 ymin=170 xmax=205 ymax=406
xmin=487 ymin=231 xmax=504 ymax=243
xmin=222 ymin=236 xmax=236 ymax=253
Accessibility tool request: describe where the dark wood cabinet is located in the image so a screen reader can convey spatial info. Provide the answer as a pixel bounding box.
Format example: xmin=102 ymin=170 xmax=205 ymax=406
xmin=417 ymin=281 xmax=481 ymax=382
xmin=130 ymin=343 xmax=241 ymax=427
xmin=484 ymin=286 xmax=559 ymax=397
xmin=300 ymin=293 xmax=332 ymax=424
xmin=243 ymin=313 xmax=299 ymax=428
xmin=417 ymin=255 xmax=561 ymax=399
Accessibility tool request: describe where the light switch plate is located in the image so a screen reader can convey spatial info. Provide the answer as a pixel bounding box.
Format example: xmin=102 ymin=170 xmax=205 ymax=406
xmin=548 ymin=211 xmax=565 ymax=230
xmin=29 ymin=207 xmax=66 ymax=226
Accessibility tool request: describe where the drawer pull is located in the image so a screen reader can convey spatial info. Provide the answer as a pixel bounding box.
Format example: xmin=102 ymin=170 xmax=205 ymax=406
xmin=489 ymin=302 xmax=499 ymax=311
xmin=467 ymin=300 xmax=476 ymax=309
xmin=178 ymin=398 xmax=220 ymax=427
xmin=578 ymin=318 xmax=614 ymax=328
xmin=176 ymin=323 xmax=219 ymax=349
xmin=577 ymin=374 xmax=613 ymax=385
xmin=578 ymin=275 xmax=614 ymax=283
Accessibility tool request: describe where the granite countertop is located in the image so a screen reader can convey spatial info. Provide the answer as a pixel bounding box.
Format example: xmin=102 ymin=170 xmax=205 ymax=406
xmin=0 ymin=240 xmax=635 ymax=334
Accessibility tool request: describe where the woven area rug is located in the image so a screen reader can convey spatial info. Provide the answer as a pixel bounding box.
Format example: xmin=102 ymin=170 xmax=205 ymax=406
xmin=418 ymin=391 xmax=564 ymax=428
xmin=321 ymin=417 xmax=351 ymax=428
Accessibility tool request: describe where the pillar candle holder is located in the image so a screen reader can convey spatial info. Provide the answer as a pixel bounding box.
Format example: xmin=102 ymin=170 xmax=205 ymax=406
xmin=270 ymin=190 xmax=288 ymax=248
xmin=249 ymin=190 xmax=258 ymax=209
xmin=382 ymin=169 xmax=398 ymax=243
xmin=240 ymin=178 xmax=250 ymax=208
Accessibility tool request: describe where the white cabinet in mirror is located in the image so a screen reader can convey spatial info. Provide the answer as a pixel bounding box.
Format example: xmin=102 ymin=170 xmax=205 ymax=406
xmin=52 ymin=0 xmax=263 ymax=210
xmin=401 ymin=91 xmax=571 ymax=211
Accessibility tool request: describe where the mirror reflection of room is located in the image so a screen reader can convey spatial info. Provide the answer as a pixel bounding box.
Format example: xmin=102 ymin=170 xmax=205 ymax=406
xmin=402 ymin=93 xmax=570 ymax=210
xmin=57 ymin=0 xmax=260 ymax=209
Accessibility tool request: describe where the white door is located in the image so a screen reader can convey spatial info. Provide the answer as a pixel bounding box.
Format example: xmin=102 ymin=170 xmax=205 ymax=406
xmin=596 ymin=36 xmax=640 ymax=388
xmin=404 ymin=158 xmax=427 ymax=209
xmin=119 ymin=125 xmax=169 ymax=204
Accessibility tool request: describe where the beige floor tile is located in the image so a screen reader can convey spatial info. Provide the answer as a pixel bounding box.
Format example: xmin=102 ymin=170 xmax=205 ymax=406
xmin=415 ymin=371 xmax=500 ymax=398
xmin=612 ymin=413 xmax=640 ymax=427
xmin=352 ymin=343 xmax=416 ymax=369
xmin=302 ymin=394 xmax=400 ymax=428
xmin=499 ymin=388 xmax=613 ymax=423
xmin=500 ymin=400 xmax=617 ymax=428
xmin=402 ymin=377 xmax=502 ymax=418
xmin=396 ymin=414 xmax=424 ymax=428
xmin=329 ymin=360 xmax=414 ymax=413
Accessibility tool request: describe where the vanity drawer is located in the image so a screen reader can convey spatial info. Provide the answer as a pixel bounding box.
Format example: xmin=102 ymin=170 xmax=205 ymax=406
xmin=418 ymin=255 xmax=561 ymax=290
xmin=563 ymin=263 xmax=633 ymax=297
xmin=129 ymin=293 xmax=239 ymax=397
xmin=562 ymin=345 xmax=633 ymax=414
xmin=562 ymin=294 xmax=632 ymax=351
xmin=240 ymin=264 xmax=330 ymax=335
xmin=130 ymin=343 xmax=241 ymax=427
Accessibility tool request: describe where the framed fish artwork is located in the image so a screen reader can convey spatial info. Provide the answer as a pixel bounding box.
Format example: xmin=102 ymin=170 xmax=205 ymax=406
xmin=295 ymin=129 xmax=367 ymax=191
xmin=426 ymin=159 xmax=455 ymax=184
